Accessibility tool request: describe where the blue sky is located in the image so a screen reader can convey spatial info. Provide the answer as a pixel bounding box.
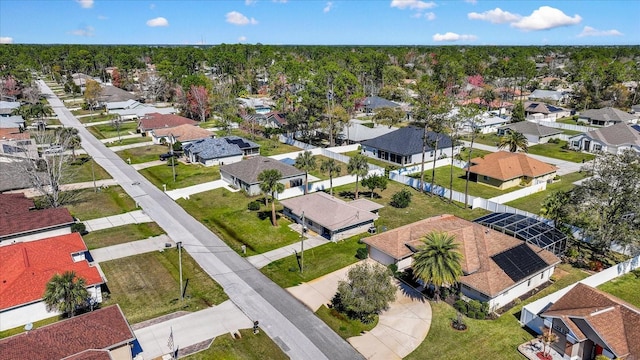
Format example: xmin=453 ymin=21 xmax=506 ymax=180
xmin=1 ymin=0 xmax=638 ymax=45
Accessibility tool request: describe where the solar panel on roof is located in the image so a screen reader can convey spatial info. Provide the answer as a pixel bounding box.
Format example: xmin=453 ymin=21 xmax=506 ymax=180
xmin=631 ymin=124 xmax=640 ymax=132
xmin=491 ymin=243 xmax=549 ymax=282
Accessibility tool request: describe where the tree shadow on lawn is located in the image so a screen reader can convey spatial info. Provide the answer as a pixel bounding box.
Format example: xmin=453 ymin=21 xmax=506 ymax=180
xmin=257 ymin=211 xmax=283 ymax=222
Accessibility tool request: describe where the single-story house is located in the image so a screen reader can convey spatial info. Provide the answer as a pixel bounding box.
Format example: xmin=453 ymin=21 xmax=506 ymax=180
xmin=264 ymin=111 xmax=287 ymax=128
xmin=540 ymin=283 xmax=640 ymax=360
xmin=97 ymin=84 xmax=138 ymax=104
xmin=569 ymin=123 xmax=640 ymax=154
xmin=150 ymin=124 xmax=213 ymax=146
xmin=468 ymin=151 xmax=558 ymax=190
xmin=237 ymin=97 xmax=271 ymax=114
xmin=137 ymin=113 xmax=198 ymax=135
xmin=0 ymin=233 xmax=104 ymax=331
xmin=361 ymin=126 xmax=455 ymax=166
xmin=184 ymin=136 xmax=259 ymax=166
xmin=109 ymin=101 xmax=177 ymax=121
xmin=460 ymin=112 xmax=510 ymax=134
xmin=220 ymin=156 xmax=306 ymax=196
xmin=338 ymin=121 xmax=399 ymax=145
xmin=525 ymin=101 xmax=571 ymax=121
xmin=0 ymin=116 xmax=26 ymax=130
xmin=362 ymin=214 xmax=560 ymax=311
xmin=359 ymin=96 xmax=401 ymax=113
xmin=497 ymin=121 xmax=563 ymax=144
xmin=528 ymin=89 xmax=568 ymax=104
xmin=280 ymin=192 xmax=383 ymax=241
xmin=0 ymin=193 xmax=75 ymax=244
xmin=578 ymin=107 xmax=637 ymax=127
xmin=0 ymin=128 xmax=37 ymax=158
xmin=0 ymin=101 xmax=20 ymax=117
xmin=0 ymin=305 xmax=136 ymax=360
xmin=0 ymin=159 xmax=40 ymax=192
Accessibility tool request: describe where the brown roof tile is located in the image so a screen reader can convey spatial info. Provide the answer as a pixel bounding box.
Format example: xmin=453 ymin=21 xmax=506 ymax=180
xmin=0 ymin=128 xmax=30 ymax=141
xmin=152 ymin=124 xmax=212 ymax=142
xmin=138 ymin=113 xmax=198 ymax=131
xmin=0 ymin=193 xmax=35 ymax=214
xmin=0 ymin=193 xmax=74 ymax=238
xmin=469 ymin=151 xmax=558 ymax=181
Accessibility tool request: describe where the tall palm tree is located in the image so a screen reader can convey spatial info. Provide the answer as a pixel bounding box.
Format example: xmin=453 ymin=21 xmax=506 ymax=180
xmin=347 ymin=154 xmax=369 ymax=199
xmin=56 ymin=127 xmax=81 ymax=158
xmin=295 ymin=150 xmax=316 ymax=195
xmin=320 ymin=158 xmax=342 ymax=196
xmin=427 ymin=114 xmax=447 ymax=196
xmin=461 ymin=105 xmax=483 ymax=208
xmin=412 ymin=231 xmax=463 ymax=301
xmin=498 ymin=131 xmax=529 ymax=153
xmin=43 ymin=271 xmax=89 ymax=318
xmin=258 ymin=169 xmax=285 ymax=226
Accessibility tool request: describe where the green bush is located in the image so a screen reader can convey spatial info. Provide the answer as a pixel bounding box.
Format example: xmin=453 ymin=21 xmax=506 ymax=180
xmin=454 ymin=299 xmax=467 ymax=312
xmin=467 ymin=311 xmax=476 ymax=319
xmin=355 ymin=247 xmax=369 ymax=260
xmin=71 ymin=223 xmax=87 ymax=234
xmin=390 ymin=189 xmax=412 ymax=208
xmin=247 ymin=201 xmax=261 ymax=211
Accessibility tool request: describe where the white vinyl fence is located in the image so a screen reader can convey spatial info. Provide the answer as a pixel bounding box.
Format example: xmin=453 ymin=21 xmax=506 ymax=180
xmin=536 ymin=120 xmax=595 ymax=133
xmin=487 ymin=182 xmax=547 ymax=204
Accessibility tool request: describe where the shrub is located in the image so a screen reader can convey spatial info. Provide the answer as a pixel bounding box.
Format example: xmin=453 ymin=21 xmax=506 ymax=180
xmin=247 ymin=201 xmax=261 ymax=211
xmin=71 ymin=223 xmax=87 ymax=234
xmin=387 ymin=264 xmax=399 ymax=277
xmin=467 ymin=311 xmax=476 ymax=319
xmin=355 ymin=247 xmax=369 ymax=260
xmin=390 ymin=189 xmax=412 ymax=208
xmin=454 ymin=300 xmax=467 ymax=313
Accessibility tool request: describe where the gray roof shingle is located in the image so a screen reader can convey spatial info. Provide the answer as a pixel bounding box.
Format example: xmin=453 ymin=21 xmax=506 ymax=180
xmin=499 ymin=121 xmax=562 ymax=137
xmin=572 ymin=122 xmax=640 ymax=147
xmin=220 ymin=156 xmax=304 ymax=184
xmin=579 ymin=107 xmax=636 ymax=123
xmin=361 ymin=126 xmax=453 ymax=156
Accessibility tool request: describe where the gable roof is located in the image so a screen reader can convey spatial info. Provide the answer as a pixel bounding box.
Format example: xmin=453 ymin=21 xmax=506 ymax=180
xmin=220 ymin=156 xmax=305 ymax=185
xmin=579 ymin=107 xmax=636 ymax=123
xmin=105 ymin=99 xmax=138 ymax=110
xmin=340 ymin=122 xmax=398 ymax=142
xmin=529 ymin=89 xmax=566 ymax=102
xmin=266 ymin=111 xmax=287 ymax=126
xmin=499 ymin=121 xmax=562 ymax=137
xmin=542 ymin=283 xmax=640 ymax=359
xmin=0 ymin=232 xmax=103 ymax=310
xmin=184 ymin=137 xmax=244 ymax=160
xmin=0 ymin=193 xmax=74 ymax=239
xmin=152 ymin=124 xmax=212 ymax=142
xmin=469 ymin=151 xmax=558 ymax=181
xmin=362 ymin=214 xmax=559 ymax=298
xmin=361 ymin=126 xmax=453 ymax=156
xmin=138 ymin=113 xmax=198 ymax=131
xmin=280 ymin=192 xmax=381 ymax=232
xmin=524 ymin=101 xmax=567 ymax=115
xmin=363 ymin=96 xmax=400 ymax=110
xmin=97 ymin=85 xmax=137 ymax=103
xmin=0 ymin=305 xmax=135 ymax=360
xmin=571 ymin=122 xmax=640 ymax=148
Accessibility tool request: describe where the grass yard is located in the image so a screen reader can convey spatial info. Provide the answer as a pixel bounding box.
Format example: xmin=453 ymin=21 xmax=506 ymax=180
xmin=139 ymin=163 xmax=221 ymax=191
xmin=105 ymin=136 xmax=152 ymax=147
xmin=405 ymin=263 xmax=589 ymax=360
xmin=462 ymin=133 xmax=503 ymax=147
xmin=0 ymin=316 xmax=60 ymax=339
xmin=528 ymin=141 xmax=595 ymax=163
xmin=315 ymin=305 xmax=378 ymax=339
xmin=76 ymin=114 xmax=118 ymax=124
xmin=116 ymin=145 xmax=167 ymax=164
xmin=61 ymin=186 xmax=138 ymax=220
xmin=87 ymin=121 xmax=138 ymax=139
xmin=344 ymin=150 xmax=392 ymax=170
xmin=505 ymin=172 xmax=587 ymax=214
xmin=83 ymin=223 xmax=165 ymax=250
xmin=562 ymin=129 xmax=582 ymax=136
xmin=100 ymin=248 xmax=228 ymax=324
xmin=177 ymin=189 xmax=299 ymax=255
xmin=597 ymin=271 xmax=640 ymax=308
xmin=305 ymin=154 xmax=346 ymax=180
xmin=228 ymin=129 xmax=301 ymax=156
xmin=184 ymin=329 xmax=288 ymax=360
xmin=457 ymin=147 xmax=492 ymax=161
xmin=63 ymin=155 xmax=112 ymax=184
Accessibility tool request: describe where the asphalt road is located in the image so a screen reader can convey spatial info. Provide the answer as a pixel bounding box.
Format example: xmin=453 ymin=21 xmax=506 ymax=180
xmin=38 ymin=81 xmax=363 ymax=360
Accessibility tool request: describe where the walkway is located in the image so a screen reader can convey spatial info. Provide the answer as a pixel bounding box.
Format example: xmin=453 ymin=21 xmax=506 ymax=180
xmin=83 ymin=209 xmax=153 ymax=231
xmin=100 ymin=133 xmax=144 ymax=143
xmin=247 ymin=226 xmax=330 ymax=269
xmin=90 ymin=235 xmax=173 ymax=263
xmin=133 ymin=300 xmax=253 ymax=360
xmin=132 ymin=160 xmax=165 ymax=170
xmin=165 ymin=179 xmax=239 ymax=200
xmin=287 ymin=261 xmax=432 ymax=360
xmin=5 ymin=179 xmax=118 ymax=198
xmin=110 ymin=141 xmax=156 ymax=152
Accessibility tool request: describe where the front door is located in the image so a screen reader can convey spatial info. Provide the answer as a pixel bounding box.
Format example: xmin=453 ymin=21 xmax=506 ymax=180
xmin=584 ymin=140 xmax=591 ymax=151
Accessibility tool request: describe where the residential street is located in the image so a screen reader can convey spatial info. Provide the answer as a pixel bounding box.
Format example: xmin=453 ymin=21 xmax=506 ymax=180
xmin=39 ymin=80 xmax=363 ymax=360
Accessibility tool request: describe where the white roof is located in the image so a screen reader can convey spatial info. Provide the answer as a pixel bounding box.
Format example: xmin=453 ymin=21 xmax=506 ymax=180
xmin=105 ymin=99 xmax=139 ymax=110
xmin=111 ymin=106 xmax=176 ymax=118
xmin=0 ymin=101 xmax=20 ymax=110
xmin=340 ymin=122 xmax=399 ymax=142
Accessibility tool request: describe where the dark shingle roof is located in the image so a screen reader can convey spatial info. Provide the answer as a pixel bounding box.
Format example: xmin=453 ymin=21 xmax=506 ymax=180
xmin=499 ymin=121 xmax=562 ymax=137
xmin=573 ymin=122 xmax=640 ymax=147
xmin=579 ymin=107 xmax=636 ymax=123
xmin=364 ymin=96 xmax=400 ymax=110
xmin=184 ymin=136 xmax=259 ymax=161
xmin=361 ymin=126 xmax=453 ymax=156
xmin=220 ymin=156 xmax=305 ymax=185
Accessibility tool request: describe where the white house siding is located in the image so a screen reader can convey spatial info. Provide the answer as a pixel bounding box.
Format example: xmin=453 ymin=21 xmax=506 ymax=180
xmin=368 ymin=247 xmax=397 ymax=267
xmin=200 ymin=154 xmax=243 ymax=167
xmin=1 ymin=226 xmax=72 ymax=247
xmin=331 ymin=223 xmax=374 ymax=242
xmin=483 ymin=266 xmax=555 ymax=311
xmin=362 ymin=146 xmax=455 ymax=166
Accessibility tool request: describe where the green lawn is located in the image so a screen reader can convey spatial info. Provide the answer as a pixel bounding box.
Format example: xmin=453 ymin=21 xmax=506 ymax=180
xmin=228 ymin=129 xmax=301 ymax=156
xmin=100 ymin=248 xmax=228 ymax=324
xmin=87 ymin=121 xmax=138 ymax=139
xmin=405 ymin=263 xmax=590 ymax=360
xmin=505 ymin=172 xmax=587 ymax=214
xmin=177 ymin=189 xmax=299 ymax=255
xmin=61 ymin=186 xmax=138 ymax=220
xmin=461 ymin=133 xmax=502 ymax=147
xmin=83 ymin=223 xmax=165 ymax=250
xmin=116 ymin=145 xmax=167 ymax=164
xmin=76 ymin=113 xmax=118 ymax=124
xmin=0 ymin=316 xmax=60 ymax=339
xmin=305 ymin=154 xmax=346 ymax=181
xmin=105 ymin=136 xmax=152 ymax=147
xmin=139 ymin=163 xmax=221 ymax=191
xmin=184 ymin=329 xmax=288 ymax=360
xmin=556 ymin=117 xmax=580 ymax=125
xmin=457 ymin=147 xmax=492 ymax=161
xmin=561 ymin=129 xmax=582 ymax=136
xmin=344 ymin=150 xmax=392 ymax=170
xmin=527 ymin=141 xmax=595 ymax=163
xmin=63 ymin=155 xmax=112 ymax=184
xmin=597 ymin=271 xmax=640 ymax=308
xmin=316 ymin=305 xmax=378 ymax=339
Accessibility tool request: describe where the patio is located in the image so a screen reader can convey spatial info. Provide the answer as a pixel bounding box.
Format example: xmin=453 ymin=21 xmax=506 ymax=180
xmin=518 ymin=339 xmax=565 ymax=360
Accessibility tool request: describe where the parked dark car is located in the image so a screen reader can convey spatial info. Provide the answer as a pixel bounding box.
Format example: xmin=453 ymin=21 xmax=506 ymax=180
xmin=159 ymin=152 xmax=176 ymax=161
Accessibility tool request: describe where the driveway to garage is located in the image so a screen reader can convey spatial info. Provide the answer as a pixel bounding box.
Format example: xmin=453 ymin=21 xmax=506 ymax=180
xmin=287 ymin=260 xmax=432 ymax=360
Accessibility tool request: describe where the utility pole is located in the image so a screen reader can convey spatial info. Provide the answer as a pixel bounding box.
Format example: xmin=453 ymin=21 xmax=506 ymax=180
xmin=170 ymin=133 xmax=176 ymax=182
xmin=91 ymin=156 xmax=96 ymax=192
xmin=177 ymin=241 xmax=183 ymax=301
xmin=300 ymin=211 xmax=305 ymax=274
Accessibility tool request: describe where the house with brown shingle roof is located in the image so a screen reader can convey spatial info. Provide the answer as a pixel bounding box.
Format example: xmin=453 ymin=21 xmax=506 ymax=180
xmin=0 ymin=233 xmax=104 ymax=331
xmin=569 ymin=122 xmax=640 ymax=155
xmin=468 ymin=151 xmax=558 ymax=190
xmin=220 ymin=156 xmax=306 ymax=196
xmin=150 ymin=124 xmax=213 ymax=146
xmin=0 ymin=305 xmax=136 ymax=360
xmin=362 ymin=214 xmax=560 ymax=311
xmin=280 ymin=192 xmax=383 ymax=241
xmin=137 ymin=113 xmax=198 ymax=135
xmin=541 ymin=283 xmax=640 ymax=360
xmin=0 ymin=193 xmax=75 ymax=244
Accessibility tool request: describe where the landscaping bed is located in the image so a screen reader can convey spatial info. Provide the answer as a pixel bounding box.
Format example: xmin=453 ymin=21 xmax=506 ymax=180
xmin=315 ymin=305 xmax=378 ymax=339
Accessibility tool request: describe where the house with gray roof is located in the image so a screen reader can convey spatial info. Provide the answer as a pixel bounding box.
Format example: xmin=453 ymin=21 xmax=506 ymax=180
xmin=280 ymin=192 xmax=383 ymax=241
xmin=569 ymin=123 xmax=640 ymax=154
xmin=578 ymin=107 xmax=637 ymax=127
xmin=220 ymin=156 xmax=306 ymax=196
xmin=337 ymin=121 xmax=399 ymax=144
xmin=528 ymin=89 xmax=568 ymax=104
xmin=498 ymin=121 xmax=563 ymax=144
xmin=360 ymin=126 xmax=455 ymax=166
xmin=360 ymin=96 xmax=401 ymax=113
xmin=183 ymin=136 xmax=259 ymax=166
xmin=0 ymin=101 xmax=20 ymax=117
xmin=97 ymin=84 xmax=138 ymax=104
xmin=525 ymin=101 xmax=571 ymax=121
xmin=0 ymin=116 xmax=25 ymax=130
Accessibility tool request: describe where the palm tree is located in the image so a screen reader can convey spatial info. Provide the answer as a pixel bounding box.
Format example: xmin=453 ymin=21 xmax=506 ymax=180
xmin=347 ymin=154 xmax=369 ymax=199
xmin=43 ymin=271 xmax=89 ymax=318
xmin=461 ymin=105 xmax=483 ymax=208
xmin=295 ymin=150 xmax=316 ymax=195
xmin=258 ymin=169 xmax=285 ymax=226
xmin=56 ymin=127 xmax=81 ymax=158
xmin=412 ymin=231 xmax=463 ymax=301
xmin=320 ymin=158 xmax=342 ymax=196
xmin=498 ymin=131 xmax=529 ymax=153
xmin=427 ymin=114 xmax=447 ymax=196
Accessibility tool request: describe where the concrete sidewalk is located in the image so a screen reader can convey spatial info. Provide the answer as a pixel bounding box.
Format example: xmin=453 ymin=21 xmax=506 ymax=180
xmin=165 ymin=179 xmax=239 ymax=200
xmin=110 ymin=142 xmax=156 ymax=152
xmin=5 ymin=179 xmax=117 ymax=198
xmin=132 ymin=160 xmax=165 ymax=170
xmin=90 ymin=235 xmax=173 ymax=262
xmin=247 ymin=233 xmax=330 ymax=269
xmin=100 ymin=133 xmax=145 ymax=143
xmin=134 ymin=300 xmax=253 ymax=360
xmin=83 ymin=210 xmax=153 ymax=231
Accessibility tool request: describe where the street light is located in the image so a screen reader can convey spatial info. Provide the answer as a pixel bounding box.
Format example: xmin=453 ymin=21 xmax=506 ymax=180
xmin=170 ymin=133 xmax=176 ymax=182
xmin=300 ymin=211 xmax=306 ymax=273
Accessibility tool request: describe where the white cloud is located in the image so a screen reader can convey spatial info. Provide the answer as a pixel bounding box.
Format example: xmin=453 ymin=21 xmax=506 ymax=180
xmin=273 ymin=0 xmax=288 ymax=3
xmin=226 ymin=11 xmax=258 ymax=25
xmin=97 ymin=15 xmax=108 ymax=20
xmin=390 ymin=0 xmax=436 ymax=11
xmin=0 ymin=37 xmax=14 ymax=44
xmin=76 ymin=0 xmax=93 ymax=9
xmin=511 ymin=6 xmax=581 ymax=31
xmin=412 ymin=12 xmax=436 ymax=20
xmin=578 ymin=26 xmax=623 ymax=37
xmin=323 ymin=1 xmax=333 ymax=13
xmin=146 ymin=17 xmax=169 ymax=27
xmin=433 ymin=32 xmax=477 ymax=42
xmin=468 ymin=8 xmax=521 ymax=24
xmin=69 ymin=26 xmax=95 ymax=37
xmin=238 ymin=36 xmax=247 ymax=42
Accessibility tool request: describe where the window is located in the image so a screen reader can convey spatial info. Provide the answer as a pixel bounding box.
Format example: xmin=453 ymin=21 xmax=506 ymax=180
xmin=430 ymin=151 xmax=434 ymax=157
xmin=483 ymin=175 xmax=488 ymax=181
xmin=594 ymin=144 xmax=602 ymax=151
xmin=527 ymin=279 xmax=531 ymax=287
xmin=540 ymin=273 xmax=544 ymax=279
xmin=290 ymin=178 xmax=302 ymax=187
